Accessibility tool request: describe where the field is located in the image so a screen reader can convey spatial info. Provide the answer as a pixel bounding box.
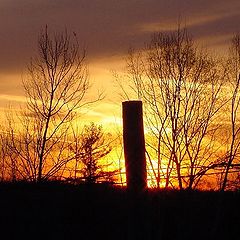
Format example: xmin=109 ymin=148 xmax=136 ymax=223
xmin=0 ymin=182 xmax=239 ymax=240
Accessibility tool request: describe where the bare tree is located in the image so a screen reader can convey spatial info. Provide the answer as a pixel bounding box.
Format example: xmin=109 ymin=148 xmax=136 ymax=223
xmin=221 ymin=34 xmax=240 ymax=191
xmin=0 ymin=110 xmax=22 ymax=181
xmin=119 ymin=27 xmax=225 ymax=189
xmin=0 ymin=127 xmax=10 ymax=181
xmin=19 ymin=26 xmax=101 ymax=182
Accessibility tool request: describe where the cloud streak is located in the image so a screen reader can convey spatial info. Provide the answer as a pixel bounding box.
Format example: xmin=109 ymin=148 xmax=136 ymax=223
xmin=0 ymin=0 xmax=239 ymax=95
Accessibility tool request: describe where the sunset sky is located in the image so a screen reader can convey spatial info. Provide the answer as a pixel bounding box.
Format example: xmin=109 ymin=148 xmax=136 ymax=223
xmin=0 ymin=0 xmax=240 ymax=126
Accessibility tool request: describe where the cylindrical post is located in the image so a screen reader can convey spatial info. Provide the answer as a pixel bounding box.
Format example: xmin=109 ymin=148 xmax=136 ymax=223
xmin=122 ymin=100 xmax=147 ymax=192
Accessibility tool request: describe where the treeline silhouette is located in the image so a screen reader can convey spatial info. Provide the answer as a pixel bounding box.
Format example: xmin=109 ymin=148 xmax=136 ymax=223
xmin=0 ymin=181 xmax=239 ymax=240
xmin=116 ymin=26 xmax=240 ymax=191
xmin=0 ymin=27 xmax=115 ymax=185
xmin=1 ymin=24 xmax=240 ymax=191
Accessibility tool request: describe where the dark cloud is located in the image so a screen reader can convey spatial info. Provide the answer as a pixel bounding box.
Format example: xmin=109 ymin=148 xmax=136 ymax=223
xmin=0 ymin=0 xmax=239 ymax=72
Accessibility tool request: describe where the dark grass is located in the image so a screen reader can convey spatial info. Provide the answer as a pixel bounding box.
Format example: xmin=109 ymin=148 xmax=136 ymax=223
xmin=0 ymin=181 xmax=239 ymax=240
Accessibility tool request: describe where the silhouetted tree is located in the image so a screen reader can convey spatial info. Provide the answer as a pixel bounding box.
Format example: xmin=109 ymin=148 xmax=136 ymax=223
xmin=0 ymin=112 xmax=22 ymax=181
xmin=221 ymin=34 xmax=240 ymax=191
xmin=0 ymin=126 xmax=10 ymax=181
xmin=15 ymin=26 xmax=102 ymax=182
xmin=70 ymin=122 xmax=117 ymax=183
xmin=118 ymin=26 xmax=225 ymax=189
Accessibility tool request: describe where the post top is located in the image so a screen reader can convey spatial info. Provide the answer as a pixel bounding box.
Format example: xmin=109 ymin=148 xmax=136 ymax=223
xmin=122 ymin=100 xmax=142 ymax=106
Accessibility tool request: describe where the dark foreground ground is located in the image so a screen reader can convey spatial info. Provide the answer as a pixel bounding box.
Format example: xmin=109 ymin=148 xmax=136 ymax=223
xmin=0 ymin=182 xmax=239 ymax=240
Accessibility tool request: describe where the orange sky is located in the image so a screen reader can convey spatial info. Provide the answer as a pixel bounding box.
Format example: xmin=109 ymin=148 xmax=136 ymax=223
xmin=0 ymin=0 xmax=240 ymax=127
